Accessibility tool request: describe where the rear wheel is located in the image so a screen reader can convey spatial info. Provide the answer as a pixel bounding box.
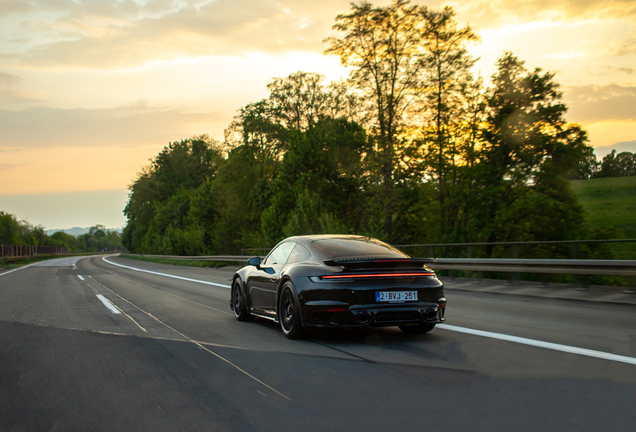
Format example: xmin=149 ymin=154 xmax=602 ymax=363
xmin=231 ymin=279 xmax=252 ymax=321
xmin=399 ymin=323 xmax=435 ymax=334
xmin=278 ymin=282 xmax=304 ymax=339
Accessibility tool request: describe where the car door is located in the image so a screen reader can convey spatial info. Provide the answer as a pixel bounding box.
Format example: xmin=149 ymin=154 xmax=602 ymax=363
xmin=247 ymin=242 xmax=295 ymax=315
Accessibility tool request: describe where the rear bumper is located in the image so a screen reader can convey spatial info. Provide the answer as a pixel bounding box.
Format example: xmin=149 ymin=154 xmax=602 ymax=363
xmin=302 ymin=302 xmax=445 ymax=328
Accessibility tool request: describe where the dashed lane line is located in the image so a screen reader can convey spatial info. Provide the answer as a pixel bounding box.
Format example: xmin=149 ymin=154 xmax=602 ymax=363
xmin=100 ymin=268 xmax=234 ymax=317
xmin=96 ymin=294 xmax=121 ymax=315
xmin=86 ymin=274 xmax=290 ymax=400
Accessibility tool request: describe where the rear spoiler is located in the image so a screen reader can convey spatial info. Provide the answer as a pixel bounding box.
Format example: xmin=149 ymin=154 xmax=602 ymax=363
xmin=324 ymin=258 xmax=436 ymax=269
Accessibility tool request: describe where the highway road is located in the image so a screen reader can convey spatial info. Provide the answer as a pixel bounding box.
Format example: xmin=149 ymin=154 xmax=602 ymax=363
xmin=1 ymin=255 xmax=635 ymax=431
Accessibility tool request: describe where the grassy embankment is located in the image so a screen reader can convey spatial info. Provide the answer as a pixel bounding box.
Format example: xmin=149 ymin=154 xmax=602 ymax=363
xmin=119 ymin=254 xmax=237 ymax=268
xmin=570 ymin=176 xmax=636 ymax=260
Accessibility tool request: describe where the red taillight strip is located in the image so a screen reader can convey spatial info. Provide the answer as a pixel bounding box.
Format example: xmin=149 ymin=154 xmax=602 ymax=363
xmin=322 ymin=272 xmax=434 ymax=279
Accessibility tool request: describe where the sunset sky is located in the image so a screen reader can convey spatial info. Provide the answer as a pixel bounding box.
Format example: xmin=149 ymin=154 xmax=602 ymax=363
xmin=1 ymin=0 xmax=635 ymax=229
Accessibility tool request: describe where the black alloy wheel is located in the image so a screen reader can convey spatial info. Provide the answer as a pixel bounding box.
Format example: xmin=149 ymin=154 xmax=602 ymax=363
xmin=278 ymin=282 xmax=303 ymax=339
xmin=399 ymin=323 xmax=436 ymax=334
xmin=231 ymin=279 xmax=252 ymax=321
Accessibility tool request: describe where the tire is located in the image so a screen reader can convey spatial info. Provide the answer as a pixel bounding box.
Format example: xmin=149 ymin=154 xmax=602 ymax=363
xmin=231 ymin=278 xmax=252 ymax=321
xmin=399 ymin=323 xmax=436 ymax=334
xmin=278 ymin=282 xmax=304 ymax=339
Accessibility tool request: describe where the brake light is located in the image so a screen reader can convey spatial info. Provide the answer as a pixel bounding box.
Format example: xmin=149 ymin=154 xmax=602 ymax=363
xmin=322 ymin=272 xmax=434 ymax=279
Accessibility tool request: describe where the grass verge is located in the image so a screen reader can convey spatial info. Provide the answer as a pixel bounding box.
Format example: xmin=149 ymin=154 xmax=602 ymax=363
xmin=570 ymin=176 xmax=636 ymax=260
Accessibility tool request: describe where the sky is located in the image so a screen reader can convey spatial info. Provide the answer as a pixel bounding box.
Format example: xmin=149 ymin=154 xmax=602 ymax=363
xmin=1 ymin=0 xmax=635 ymax=229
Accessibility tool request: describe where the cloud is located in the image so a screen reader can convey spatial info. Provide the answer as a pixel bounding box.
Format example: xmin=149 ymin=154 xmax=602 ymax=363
xmin=606 ymin=36 xmax=636 ymax=57
xmin=0 ymin=104 xmax=224 ymax=148
xmin=0 ymin=90 xmax=42 ymax=104
xmin=564 ymin=84 xmax=636 ymax=123
xmin=0 ymin=72 xmax=21 ymax=87
xmin=3 ymin=0 xmax=350 ymax=69
xmin=451 ymin=0 xmax=636 ymax=29
xmin=0 ymin=162 xmax=26 ymax=171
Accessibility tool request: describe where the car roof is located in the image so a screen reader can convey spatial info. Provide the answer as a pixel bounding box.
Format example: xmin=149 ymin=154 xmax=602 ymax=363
xmin=284 ymin=234 xmax=370 ymax=244
xmin=280 ymin=234 xmax=405 ymax=261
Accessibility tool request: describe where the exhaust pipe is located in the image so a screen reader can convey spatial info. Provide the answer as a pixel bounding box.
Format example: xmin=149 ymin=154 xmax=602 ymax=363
xmin=423 ymin=308 xmax=437 ymax=321
xmin=355 ymin=312 xmax=371 ymax=324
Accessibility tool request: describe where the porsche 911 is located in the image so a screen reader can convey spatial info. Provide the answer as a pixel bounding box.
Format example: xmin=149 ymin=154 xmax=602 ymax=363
xmin=230 ymin=235 xmax=446 ymax=339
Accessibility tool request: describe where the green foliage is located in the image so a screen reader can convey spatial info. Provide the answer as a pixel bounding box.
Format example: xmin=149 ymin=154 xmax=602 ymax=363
xmin=460 ymin=53 xmax=589 ymax=249
xmin=0 ymin=211 xmax=21 ymax=245
xmin=121 ymin=3 xmax=597 ymax=257
xmin=597 ymin=150 xmax=636 ymax=178
xmin=0 ymin=212 xmax=121 ymax=253
xmin=570 ymin=176 xmax=636 ymax=259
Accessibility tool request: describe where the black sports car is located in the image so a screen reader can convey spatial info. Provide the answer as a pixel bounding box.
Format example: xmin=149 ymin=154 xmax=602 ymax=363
xmin=230 ymin=235 xmax=446 ymax=339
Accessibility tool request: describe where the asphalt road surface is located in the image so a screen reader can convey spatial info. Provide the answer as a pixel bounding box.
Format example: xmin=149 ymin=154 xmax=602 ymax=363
xmin=1 ymin=255 xmax=635 ymax=431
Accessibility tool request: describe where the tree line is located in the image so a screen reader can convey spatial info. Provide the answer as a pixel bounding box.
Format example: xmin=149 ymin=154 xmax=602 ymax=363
xmin=122 ymin=0 xmax=600 ymax=257
xmin=572 ymin=150 xmax=636 ymax=179
xmin=0 ymin=211 xmax=122 ymax=253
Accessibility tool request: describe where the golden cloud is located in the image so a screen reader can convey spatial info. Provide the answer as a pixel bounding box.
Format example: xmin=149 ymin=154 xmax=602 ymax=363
xmin=564 ymin=84 xmax=636 ymax=123
xmin=0 ymin=104 xmax=224 ymax=148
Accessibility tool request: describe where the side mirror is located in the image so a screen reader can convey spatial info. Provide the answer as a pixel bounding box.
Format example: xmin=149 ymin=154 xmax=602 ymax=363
xmin=248 ymin=256 xmax=261 ymax=268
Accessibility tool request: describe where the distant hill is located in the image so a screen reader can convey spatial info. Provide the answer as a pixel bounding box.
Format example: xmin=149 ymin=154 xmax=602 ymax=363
xmin=594 ymin=140 xmax=636 ymax=158
xmin=570 ymin=176 xmax=636 ymax=259
xmin=45 ymin=227 xmax=123 ymax=236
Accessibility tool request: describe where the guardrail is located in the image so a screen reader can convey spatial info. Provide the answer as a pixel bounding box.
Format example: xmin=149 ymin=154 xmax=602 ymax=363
xmin=1 ymin=245 xmax=69 ymax=257
xmin=394 ymin=239 xmax=636 ymax=260
xmin=430 ymin=258 xmax=636 ymax=277
xmin=242 ymin=239 xmax=636 ymax=259
xmin=126 ymin=253 xmax=636 ymax=290
xmin=129 ymin=254 xmax=256 ymax=262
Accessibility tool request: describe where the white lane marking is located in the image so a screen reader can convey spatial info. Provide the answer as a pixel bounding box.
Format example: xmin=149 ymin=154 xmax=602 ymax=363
xmin=107 ymin=270 xmax=233 ymax=317
xmin=91 ymin=274 xmax=290 ymax=400
xmin=102 ymin=256 xmax=231 ymax=289
xmin=0 ymin=261 xmax=40 ymax=277
xmin=102 ymin=256 xmax=636 ymax=367
xmin=78 ymin=275 xmax=85 ymax=281
xmin=96 ymin=294 xmax=121 ymax=314
xmin=438 ymin=324 xmax=636 ymax=366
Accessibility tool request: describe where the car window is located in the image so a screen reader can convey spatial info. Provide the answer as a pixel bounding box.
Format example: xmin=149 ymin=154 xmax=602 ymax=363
xmin=263 ymin=242 xmax=296 ymax=266
xmin=312 ymin=237 xmax=407 ymax=259
xmin=287 ymin=243 xmax=311 ymax=264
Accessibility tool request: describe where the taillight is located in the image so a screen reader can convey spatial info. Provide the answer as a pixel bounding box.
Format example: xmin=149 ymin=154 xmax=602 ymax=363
xmin=322 ymin=272 xmax=434 ymax=279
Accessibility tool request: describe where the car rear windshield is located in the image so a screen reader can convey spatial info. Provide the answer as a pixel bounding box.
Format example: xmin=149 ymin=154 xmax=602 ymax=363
xmin=311 ymin=238 xmax=407 ymax=259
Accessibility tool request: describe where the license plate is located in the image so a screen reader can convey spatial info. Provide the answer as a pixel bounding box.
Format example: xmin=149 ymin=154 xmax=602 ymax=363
xmin=375 ymin=291 xmax=418 ymax=303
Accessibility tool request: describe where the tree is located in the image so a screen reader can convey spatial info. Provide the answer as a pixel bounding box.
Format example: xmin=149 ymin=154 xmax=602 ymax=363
xmin=597 ymin=150 xmax=636 ymax=177
xmin=261 ymin=118 xmax=368 ymax=242
xmin=122 ymin=135 xmax=223 ymax=253
xmin=0 ymin=211 xmax=20 ymax=245
xmin=470 ymin=52 xmax=590 ymax=251
xmin=565 ymin=147 xmax=599 ymax=179
xmin=417 ymin=6 xmax=479 ymax=234
xmin=325 ymin=0 xmax=430 ymax=241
